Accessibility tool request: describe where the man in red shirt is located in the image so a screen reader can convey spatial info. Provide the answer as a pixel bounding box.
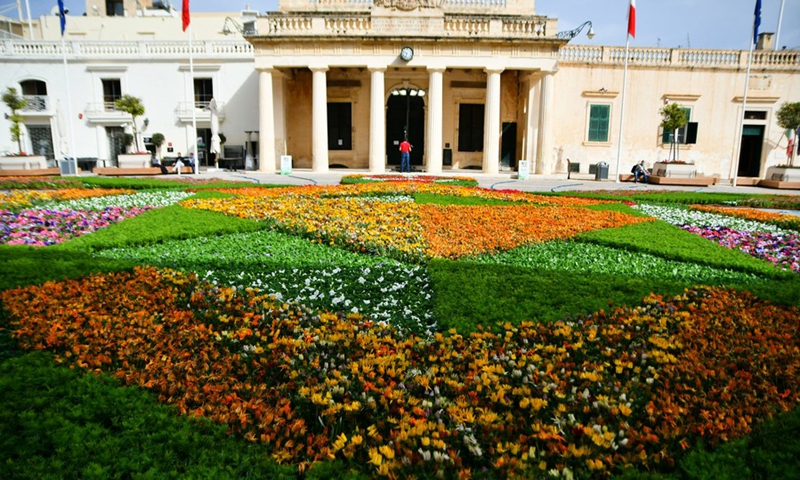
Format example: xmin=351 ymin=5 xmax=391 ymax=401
xmin=399 ymin=139 xmax=412 ymax=172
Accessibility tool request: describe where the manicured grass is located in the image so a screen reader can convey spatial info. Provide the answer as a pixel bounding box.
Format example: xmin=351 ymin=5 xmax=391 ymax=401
xmin=53 ymin=203 xmax=266 ymax=252
xmin=413 ymin=192 xmax=525 ymax=206
xmin=577 ymin=220 xmax=791 ymax=279
xmin=0 ymin=352 xmax=301 ymax=480
xmin=0 ymin=246 xmax=136 ymax=291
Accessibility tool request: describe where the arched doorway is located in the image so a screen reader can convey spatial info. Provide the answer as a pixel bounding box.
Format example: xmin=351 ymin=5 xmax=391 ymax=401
xmin=386 ymin=87 xmax=425 ymax=170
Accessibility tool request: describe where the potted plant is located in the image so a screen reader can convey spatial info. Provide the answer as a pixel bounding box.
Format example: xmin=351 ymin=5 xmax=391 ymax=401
xmin=151 ymin=132 xmax=165 ymax=158
xmin=114 ymin=94 xmax=145 ymax=153
xmin=660 ymin=103 xmax=688 ymax=163
xmin=2 ymin=87 xmax=27 ymax=154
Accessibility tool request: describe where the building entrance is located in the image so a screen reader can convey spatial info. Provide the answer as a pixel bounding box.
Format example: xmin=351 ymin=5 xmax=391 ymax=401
xmin=737 ymin=125 xmax=764 ymax=178
xmin=386 ymin=88 xmax=425 ymax=170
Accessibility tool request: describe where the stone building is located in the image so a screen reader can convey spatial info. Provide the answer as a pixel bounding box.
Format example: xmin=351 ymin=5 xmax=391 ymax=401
xmin=0 ymin=0 xmax=798 ymax=181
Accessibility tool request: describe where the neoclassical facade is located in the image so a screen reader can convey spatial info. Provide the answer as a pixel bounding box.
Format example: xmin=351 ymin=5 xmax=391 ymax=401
xmin=1 ymin=0 xmax=798 ymax=181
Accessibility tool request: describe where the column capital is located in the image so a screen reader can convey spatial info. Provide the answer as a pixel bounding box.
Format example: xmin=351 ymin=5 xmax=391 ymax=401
xmin=368 ymin=66 xmax=387 ymax=73
xmin=257 ymin=67 xmax=286 ymax=78
xmin=309 ymin=65 xmax=329 ymax=73
xmin=427 ymin=67 xmax=446 ymax=74
xmin=484 ymin=67 xmax=505 ymax=75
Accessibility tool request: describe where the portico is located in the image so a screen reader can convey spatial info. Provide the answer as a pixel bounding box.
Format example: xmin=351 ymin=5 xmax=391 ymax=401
xmin=250 ymin=0 xmax=562 ymax=174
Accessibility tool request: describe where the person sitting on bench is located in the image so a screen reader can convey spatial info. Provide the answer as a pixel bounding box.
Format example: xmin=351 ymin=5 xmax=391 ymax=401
xmin=632 ymin=160 xmax=649 ymax=183
xmin=152 ymin=154 xmax=168 ymax=175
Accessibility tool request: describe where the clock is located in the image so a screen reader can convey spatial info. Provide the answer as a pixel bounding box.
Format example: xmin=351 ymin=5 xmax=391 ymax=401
xmin=400 ymin=46 xmax=414 ymax=62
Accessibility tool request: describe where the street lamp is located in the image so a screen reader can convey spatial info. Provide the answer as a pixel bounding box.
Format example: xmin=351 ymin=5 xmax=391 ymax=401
xmin=556 ymin=21 xmax=595 ymax=41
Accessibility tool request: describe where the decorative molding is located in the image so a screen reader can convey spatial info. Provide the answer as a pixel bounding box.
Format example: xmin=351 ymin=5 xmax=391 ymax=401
xmin=732 ymin=95 xmax=780 ymax=104
xmin=85 ymin=65 xmax=128 ymax=72
xmin=583 ymin=90 xmax=618 ymax=98
xmin=178 ymin=65 xmax=221 ymax=72
xmin=662 ymin=94 xmax=700 ymax=102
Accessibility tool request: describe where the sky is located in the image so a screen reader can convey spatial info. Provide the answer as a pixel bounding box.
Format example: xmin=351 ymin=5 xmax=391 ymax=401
xmin=12 ymin=0 xmax=800 ymax=51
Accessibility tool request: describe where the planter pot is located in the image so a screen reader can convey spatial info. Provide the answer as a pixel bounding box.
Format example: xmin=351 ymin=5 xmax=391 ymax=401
xmin=765 ymin=166 xmax=800 ymax=182
xmin=653 ymin=162 xmax=697 ymax=178
xmin=117 ymin=154 xmax=152 ymax=168
xmin=0 ymin=155 xmax=48 ymax=170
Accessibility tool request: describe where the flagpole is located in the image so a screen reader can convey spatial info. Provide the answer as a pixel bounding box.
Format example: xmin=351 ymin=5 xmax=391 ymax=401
xmin=24 ymin=0 xmax=33 ymax=40
xmin=775 ymin=0 xmax=786 ymax=50
xmin=614 ymin=40 xmax=631 ymax=184
xmin=60 ymin=15 xmax=78 ymax=175
xmin=730 ymin=2 xmax=760 ymax=188
xmin=189 ymin=22 xmax=198 ymax=175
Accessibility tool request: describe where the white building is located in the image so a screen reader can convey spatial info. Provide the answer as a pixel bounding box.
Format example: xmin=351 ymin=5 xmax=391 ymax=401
xmin=1 ymin=0 xmax=798 ymax=181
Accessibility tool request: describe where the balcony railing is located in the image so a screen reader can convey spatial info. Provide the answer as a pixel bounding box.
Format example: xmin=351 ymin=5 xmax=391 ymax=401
xmin=1 ymin=40 xmax=253 ymax=58
xmin=20 ymin=95 xmax=49 ymax=112
xmin=175 ymin=101 xmax=226 ymax=122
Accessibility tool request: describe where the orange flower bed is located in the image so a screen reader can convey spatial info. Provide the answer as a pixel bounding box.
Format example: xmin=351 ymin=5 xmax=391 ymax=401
xmin=4 ymin=268 xmax=798 ymax=478
xmin=419 ymin=204 xmax=652 ymax=258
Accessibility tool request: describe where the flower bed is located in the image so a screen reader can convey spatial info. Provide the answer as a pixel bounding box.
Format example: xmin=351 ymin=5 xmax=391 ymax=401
xmin=3 ymin=267 xmax=798 ymax=478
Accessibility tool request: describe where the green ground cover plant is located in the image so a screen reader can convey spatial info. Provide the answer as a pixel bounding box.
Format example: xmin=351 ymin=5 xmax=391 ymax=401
xmin=0 ymin=181 xmax=798 ymax=479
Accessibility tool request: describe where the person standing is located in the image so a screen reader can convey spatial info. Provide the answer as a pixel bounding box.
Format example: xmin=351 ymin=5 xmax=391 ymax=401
xmin=632 ymin=160 xmax=649 ymax=183
xmin=187 ymin=152 xmax=197 ymax=174
xmin=399 ymin=139 xmax=412 ymax=173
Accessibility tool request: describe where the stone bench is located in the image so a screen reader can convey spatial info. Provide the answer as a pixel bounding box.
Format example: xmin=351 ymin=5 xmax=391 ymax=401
xmin=648 ymin=175 xmax=716 ymax=186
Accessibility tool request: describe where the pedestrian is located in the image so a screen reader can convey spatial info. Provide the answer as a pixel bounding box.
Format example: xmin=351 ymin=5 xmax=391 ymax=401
xmin=187 ymin=152 xmax=197 ymax=174
xmin=399 ymin=139 xmax=412 ymax=173
xmin=631 ymin=160 xmax=649 ymax=183
xmin=151 ymin=154 xmax=168 ymax=175
xmin=173 ymin=152 xmax=184 ymax=175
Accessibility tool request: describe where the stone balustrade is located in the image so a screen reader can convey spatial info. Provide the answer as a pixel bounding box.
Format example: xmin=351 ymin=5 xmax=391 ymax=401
xmin=560 ymin=45 xmax=800 ymax=70
xmin=1 ymin=39 xmax=253 ymax=58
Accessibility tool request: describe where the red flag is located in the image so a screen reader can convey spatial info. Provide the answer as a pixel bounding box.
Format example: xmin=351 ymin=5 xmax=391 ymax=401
xmin=182 ymin=0 xmax=190 ymax=32
xmin=627 ymin=0 xmax=636 ymax=38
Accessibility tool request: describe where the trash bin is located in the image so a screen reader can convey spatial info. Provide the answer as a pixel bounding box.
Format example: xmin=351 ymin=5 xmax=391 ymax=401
xmin=594 ymin=161 xmax=609 ymax=180
xmin=59 ymin=158 xmax=77 ymax=175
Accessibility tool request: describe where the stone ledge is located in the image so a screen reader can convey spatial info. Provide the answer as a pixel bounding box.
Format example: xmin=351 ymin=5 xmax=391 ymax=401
xmin=648 ymin=175 xmax=716 ymax=186
xmin=94 ymin=167 xmax=193 ymax=176
xmin=0 ymin=168 xmax=61 ymax=177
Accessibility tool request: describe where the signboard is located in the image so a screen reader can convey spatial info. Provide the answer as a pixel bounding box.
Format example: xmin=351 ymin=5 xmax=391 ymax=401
xmin=280 ymin=155 xmax=292 ymax=175
xmin=518 ymin=160 xmax=530 ymax=180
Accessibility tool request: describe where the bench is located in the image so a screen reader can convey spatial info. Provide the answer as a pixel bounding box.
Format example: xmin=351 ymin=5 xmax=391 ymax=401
xmin=221 ymin=145 xmax=245 ymax=171
xmin=0 ymin=168 xmax=61 ymax=177
xmin=94 ymin=166 xmax=193 ymax=176
xmin=648 ymin=175 xmax=716 ymax=186
xmin=757 ymin=179 xmax=800 ymax=190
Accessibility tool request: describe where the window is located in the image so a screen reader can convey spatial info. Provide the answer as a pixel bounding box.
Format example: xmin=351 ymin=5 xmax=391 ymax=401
xmin=102 ymin=79 xmax=122 ymax=111
xmin=587 ymin=104 xmax=610 ymax=142
xmin=194 ymin=78 xmax=213 ymax=108
xmin=19 ymin=80 xmax=48 ymax=112
xmin=327 ymin=102 xmax=352 ymax=150
xmin=458 ymin=103 xmax=484 ymax=152
xmin=662 ymin=107 xmax=692 ymax=144
xmin=106 ymin=0 xmax=124 ymax=16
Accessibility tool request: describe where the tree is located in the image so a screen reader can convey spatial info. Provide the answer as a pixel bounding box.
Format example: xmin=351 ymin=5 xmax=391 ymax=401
xmin=660 ymin=103 xmax=688 ymax=162
xmin=776 ymin=102 xmax=800 ymax=166
xmin=2 ymin=87 xmax=28 ymax=153
xmin=114 ymin=94 xmax=145 ymax=153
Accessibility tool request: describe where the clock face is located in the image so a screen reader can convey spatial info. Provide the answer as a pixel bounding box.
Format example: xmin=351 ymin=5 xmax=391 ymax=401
xmin=400 ymin=46 xmax=413 ymax=61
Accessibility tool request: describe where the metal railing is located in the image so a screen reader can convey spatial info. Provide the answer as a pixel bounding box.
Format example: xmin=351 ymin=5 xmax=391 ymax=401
xmin=20 ymin=95 xmax=49 ymax=112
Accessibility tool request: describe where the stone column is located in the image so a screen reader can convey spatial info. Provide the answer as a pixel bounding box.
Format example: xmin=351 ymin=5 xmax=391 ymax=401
xmin=482 ymin=68 xmax=503 ymax=174
xmin=369 ymin=67 xmax=386 ymax=174
xmin=426 ymin=67 xmax=445 ymax=174
xmin=536 ymin=71 xmax=555 ymax=175
xmin=311 ymin=66 xmax=329 ymax=173
xmin=258 ymin=68 xmax=276 ymax=173
xmin=273 ymin=70 xmax=287 ymax=161
xmin=523 ymin=73 xmax=539 ymax=171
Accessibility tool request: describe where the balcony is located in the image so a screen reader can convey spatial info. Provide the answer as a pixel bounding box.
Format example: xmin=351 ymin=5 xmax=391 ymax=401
xmin=84 ymin=102 xmax=130 ymax=123
xmin=20 ymin=95 xmax=50 ymax=114
xmin=175 ymin=101 xmax=226 ymax=124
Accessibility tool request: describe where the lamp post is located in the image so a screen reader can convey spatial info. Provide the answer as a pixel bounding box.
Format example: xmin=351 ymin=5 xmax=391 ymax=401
xmin=556 ymin=21 xmax=595 ymax=41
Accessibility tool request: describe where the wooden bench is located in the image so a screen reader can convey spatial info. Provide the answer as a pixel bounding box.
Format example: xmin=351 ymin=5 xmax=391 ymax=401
xmin=94 ymin=166 xmax=193 ymax=176
xmin=648 ymin=175 xmax=716 ymax=186
xmin=0 ymin=168 xmax=61 ymax=177
xmin=757 ymin=179 xmax=800 ymax=190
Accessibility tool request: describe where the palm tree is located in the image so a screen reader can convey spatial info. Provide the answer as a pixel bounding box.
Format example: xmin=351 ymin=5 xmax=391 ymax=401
xmin=114 ymin=94 xmax=145 ymax=153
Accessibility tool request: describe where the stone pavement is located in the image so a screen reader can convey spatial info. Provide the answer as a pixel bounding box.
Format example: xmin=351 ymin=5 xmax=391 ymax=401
xmin=179 ymin=168 xmax=800 ymax=196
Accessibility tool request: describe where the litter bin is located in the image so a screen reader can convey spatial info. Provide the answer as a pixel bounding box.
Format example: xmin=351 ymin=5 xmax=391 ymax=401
xmin=594 ymin=161 xmax=609 ymax=181
xmin=59 ymin=157 xmax=77 ymax=175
